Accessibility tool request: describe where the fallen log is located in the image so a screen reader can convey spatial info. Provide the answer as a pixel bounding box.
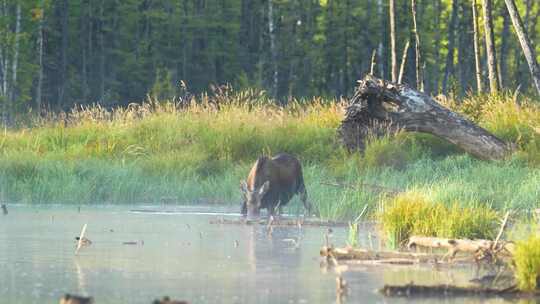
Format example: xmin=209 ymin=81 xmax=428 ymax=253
xmin=338 ymin=75 xmax=510 ymax=160
xmin=320 ymin=246 xmax=446 ymax=263
xmin=407 ymin=236 xmax=515 ymax=261
xmin=379 ymin=283 xmax=525 ymax=298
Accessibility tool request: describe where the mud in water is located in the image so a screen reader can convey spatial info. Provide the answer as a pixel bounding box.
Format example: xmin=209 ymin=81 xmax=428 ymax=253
xmin=0 ymin=205 xmax=518 ymax=304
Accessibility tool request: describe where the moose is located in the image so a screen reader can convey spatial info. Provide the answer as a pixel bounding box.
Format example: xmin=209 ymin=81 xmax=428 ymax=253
xmin=240 ymin=153 xmax=312 ymax=220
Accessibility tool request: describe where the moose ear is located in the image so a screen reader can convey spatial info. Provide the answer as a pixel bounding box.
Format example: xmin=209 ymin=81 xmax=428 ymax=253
xmin=259 ymin=181 xmax=270 ymax=196
xmin=240 ymin=180 xmax=248 ymax=193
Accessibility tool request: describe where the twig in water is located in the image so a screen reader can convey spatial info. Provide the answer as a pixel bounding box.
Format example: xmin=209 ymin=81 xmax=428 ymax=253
xmin=493 ymin=211 xmax=511 ymax=251
xmin=75 ymin=224 xmax=88 ymax=255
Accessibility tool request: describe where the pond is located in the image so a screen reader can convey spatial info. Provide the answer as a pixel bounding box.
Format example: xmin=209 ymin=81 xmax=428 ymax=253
xmin=0 ymin=205 xmax=516 ymax=304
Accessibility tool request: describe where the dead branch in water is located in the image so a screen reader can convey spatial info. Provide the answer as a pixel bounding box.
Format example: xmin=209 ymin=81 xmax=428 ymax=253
xmin=75 ymin=224 xmax=89 ymax=255
xmin=320 ymin=246 xmax=445 ymax=264
xmin=379 ymin=283 xmax=525 ymax=298
xmin=407 ymin=236 xmax=515 ymax=262
xmin=493 ymin=211 xmax=511 ymax=250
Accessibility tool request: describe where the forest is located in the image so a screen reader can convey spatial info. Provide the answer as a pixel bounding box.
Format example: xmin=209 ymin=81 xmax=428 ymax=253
xmin=0 ymin=0 xmax=539 ymax=120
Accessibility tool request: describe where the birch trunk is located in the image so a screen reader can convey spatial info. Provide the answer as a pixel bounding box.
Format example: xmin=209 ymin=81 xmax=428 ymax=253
xmin=389 ymin=0 xmax=398 ymax=83
xmin=504 ymin=0 xmax=540 ymax=95
xmin=36 ymin=0 xmax=45 ymax=112
xmin=482 ymin=0 xmax=500 ymax=93
xmin=472 ymin=0 xmax=483 ymax=93
xmin=398 ymin=40 xmax=410 ymax=85
xmin=268 ymin=0 xmax=278 ymax=98
xmin=376 ymin=0 xmax=385 ymax=78
xmin=499 ymin=8 xmax=510 ymax=89
xmin=10 ymin=3 xmax=21 ymax=108
xmin=411 ymin=0 xmax=422 ymax=91
xmin=430 ymin=0 xmax=442 ymax=94
xmin=442 ymin=0 xmax=458 ymax=95
xmin=58 ymin=0 xmax=69 ymax=109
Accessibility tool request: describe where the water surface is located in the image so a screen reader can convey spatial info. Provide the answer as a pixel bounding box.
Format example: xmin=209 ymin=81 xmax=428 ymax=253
xmin=0 ymin=205 xmax=517 ymax=303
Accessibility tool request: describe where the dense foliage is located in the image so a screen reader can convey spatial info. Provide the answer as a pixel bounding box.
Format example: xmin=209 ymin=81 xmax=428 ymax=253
xmin=0 ymin=0 xmax=539 ymax=120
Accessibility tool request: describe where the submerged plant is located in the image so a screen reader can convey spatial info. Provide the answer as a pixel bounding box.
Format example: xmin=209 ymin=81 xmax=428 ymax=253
xmin=347 ymin=222 xmax=359 ymax=248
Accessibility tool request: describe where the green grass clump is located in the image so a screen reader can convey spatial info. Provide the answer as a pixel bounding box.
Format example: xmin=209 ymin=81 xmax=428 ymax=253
xmin=379 ymin=191 xmax=499 ymax=247
xmin=362 ymin=132 xmax=425 ymax=169
xmin=514 ymin=236 xmax=540 ymax=292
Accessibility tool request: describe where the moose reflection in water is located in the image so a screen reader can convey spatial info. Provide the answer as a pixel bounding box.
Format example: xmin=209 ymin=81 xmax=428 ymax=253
xmin=240 ymin=153 xmax=312 ymax=220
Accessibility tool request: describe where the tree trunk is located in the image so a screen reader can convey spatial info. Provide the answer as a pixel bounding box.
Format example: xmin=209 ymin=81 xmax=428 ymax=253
xmin=338 ymin=75 xmax=510 ymax=161
xmin=80 ymin=0 xmax=87 ymax=103
xmin=504 ymin=0 xmax=540 ymax=95
xmin=10 ymin=3 xmax=21 ymax=109
xmin=389 ymin=0 xmax=398 ymax=83
xmin=457 ymin=1 xmax=472 ymax=95
xmin=376 ymin=0 xmax=385 ymax=78
xmin=59 ymin=0 xmax=69 ymax=109
xmin=268 ymin=0 xmax=278 ymax=98
xmin=482 ymin=0 xmax=499 ymax=93
xmin=398 ymin=40 xmax=410 ymax=84
xmin=0 ymin=1 xmax=7 ymax=125
xmin=499 ymin=8 xmax=510 ymax=89
xmin=442 ymin=0 xmax=458 ymax=95
xmin=98 ymin=0 xmax=105 ymax=102
xmin=36 ymin=0 xmax=45 ymax=113
xmin=429 ymin=0 xmax=442 ymax=94
xmin=411 ymin=0 xmax=422 ymax=91
xmin=472 ymin=0 xmax=483 ymax=93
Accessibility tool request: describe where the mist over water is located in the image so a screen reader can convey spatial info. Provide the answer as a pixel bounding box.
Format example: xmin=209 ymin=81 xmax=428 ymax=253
xmin=0 ymin=205 xmax=513 ymax=304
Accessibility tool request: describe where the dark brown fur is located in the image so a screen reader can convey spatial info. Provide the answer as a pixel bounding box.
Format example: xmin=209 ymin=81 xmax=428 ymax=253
xmin=241 ymin=153 xmax=311 ymax=217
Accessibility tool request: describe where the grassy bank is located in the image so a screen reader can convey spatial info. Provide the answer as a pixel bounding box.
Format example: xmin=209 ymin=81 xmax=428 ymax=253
xmin=0 ymin=90 xmax=539 ymax=220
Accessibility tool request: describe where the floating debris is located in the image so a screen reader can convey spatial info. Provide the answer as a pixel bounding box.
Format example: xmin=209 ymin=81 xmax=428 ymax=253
xmin=75 ymin=224 xmax=89 ymax=254
xmin=59 ymin=293 xmax=94 ymax=304
xmin=75 ymin=237 xmax=92 ymax=247
xmin=152 ymin=296 xmax=189 ymax=304
xmin=122 ymin=241 xmax=140 ymax=245
xmin=379 ymin=283 xmax=526 ymax=298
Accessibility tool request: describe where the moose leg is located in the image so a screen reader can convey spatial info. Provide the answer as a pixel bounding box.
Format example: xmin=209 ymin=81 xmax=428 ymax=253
xmin=299 ymin=190 xmax=312 ymax=216
xmin=241 ymin=201 xmax=247 ymax=217
xmin=269 ymin=200 xmax=283 ymax=221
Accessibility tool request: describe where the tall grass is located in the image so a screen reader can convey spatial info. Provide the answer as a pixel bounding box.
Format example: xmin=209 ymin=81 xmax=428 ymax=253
xmin=378 ymin=191 xmax=499 ymax=247
xmin=514 ymin=236 xmax=540 ymax=292
xmin=0 ymin=90 xmax=538 ymax=222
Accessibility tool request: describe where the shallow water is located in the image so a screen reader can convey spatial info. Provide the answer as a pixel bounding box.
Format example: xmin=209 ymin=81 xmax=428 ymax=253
xmin=0 ymin=205 xmax=517 ymax=304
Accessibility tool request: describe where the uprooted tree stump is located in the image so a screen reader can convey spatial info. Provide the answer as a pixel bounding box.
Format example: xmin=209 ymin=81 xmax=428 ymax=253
xmin=339 ymin=75 xmax=511 ymax=160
